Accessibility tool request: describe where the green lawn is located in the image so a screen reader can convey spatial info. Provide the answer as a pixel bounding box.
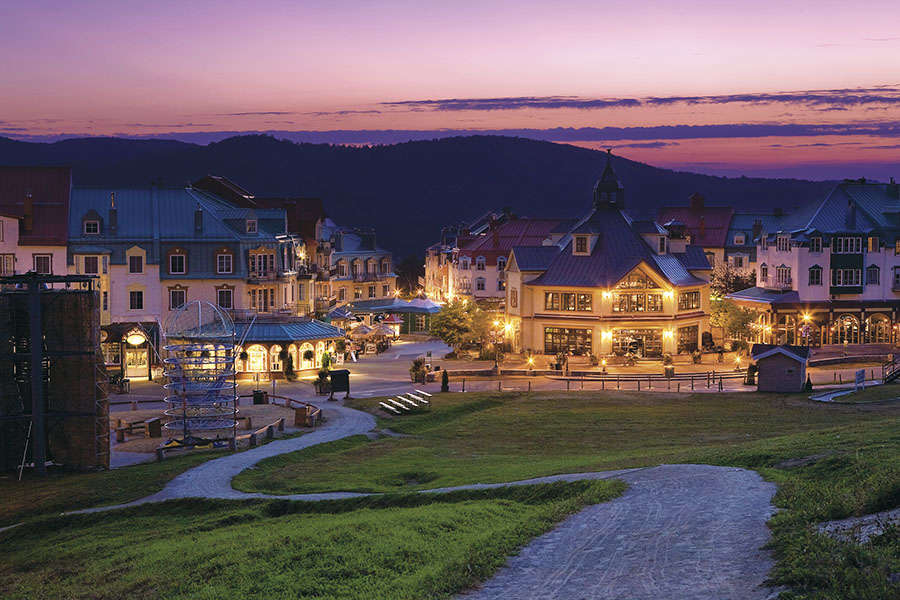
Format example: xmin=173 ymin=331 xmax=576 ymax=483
xmin=3 ymin=390 xmax=898 ymax=599
xmin=826 ymin=384 xmax=900 ymax=404
xmin=0 ymin=480 xmax=623 ymax=600
xmin=233 ymin=391 xmax=897 ymax=494
xmin=0 ymin=452 xmax=216 ymax=527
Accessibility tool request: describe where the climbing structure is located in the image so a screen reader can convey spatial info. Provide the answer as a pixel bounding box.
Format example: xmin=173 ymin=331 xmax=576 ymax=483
xmin=163 ymin=301 xmax=237 ymax=445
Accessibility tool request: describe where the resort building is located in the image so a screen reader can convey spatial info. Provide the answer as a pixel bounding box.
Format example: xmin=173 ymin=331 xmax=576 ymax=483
xmin=234 ymin=316 xmax=344 ymax=377
xmin=728 ymin=178 xmax=900 ymax=347
xmin=315 ymin=221 xmax=397 ymax=311
xmin=68 ymin=185 xmax=308 ymax=379
xmin=505 ymin=152 xmax=713 ymax=358
xmin=424 ymin=210 xmax=505 ymax=302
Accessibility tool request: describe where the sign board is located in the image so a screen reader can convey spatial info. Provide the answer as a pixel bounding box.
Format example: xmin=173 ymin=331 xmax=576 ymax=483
xmin=329 ymin=369 xmax=351 ymax=399
xmin=855 ymin=369 xmax=865 ymax=391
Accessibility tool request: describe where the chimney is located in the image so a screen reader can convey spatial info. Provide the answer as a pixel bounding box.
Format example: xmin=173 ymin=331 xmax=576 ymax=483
xmin=888 ymin=176 xmax=899 ymax=199
xmin=699 ymin=215 xmax=706 ymax=237
xmin=109 ymin=192 xmax=118 ymax=233
xmin=689 ymin=192 xmax=704 ymax=211
xmin=22 ymin=191 xmax=33 ymax=234
xmin=194 ymin=205 xmax=203 ymax=233
xmin=752 ymin=219 xmax=762 ymax=242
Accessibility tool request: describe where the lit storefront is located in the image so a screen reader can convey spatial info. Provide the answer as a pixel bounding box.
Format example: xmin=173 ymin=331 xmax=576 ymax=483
xmin=99 ymin=322 xmax=159 ymax=380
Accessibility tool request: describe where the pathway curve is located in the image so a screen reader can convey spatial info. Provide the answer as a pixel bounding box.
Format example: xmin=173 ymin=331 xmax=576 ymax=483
xmin=68 ymin=401 xmax=780 ymax=599
xmin=460 ymin=464 xmax=778 ymax=600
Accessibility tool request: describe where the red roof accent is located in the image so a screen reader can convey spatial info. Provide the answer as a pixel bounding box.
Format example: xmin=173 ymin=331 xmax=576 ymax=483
xmin=458 ymin=218 xmax=560 ymax=264
xmin=382 ymin=313 xmax=403 ymax=324
xmin=0 ymin=166 xmax=70 ymax=246
xmin=657 ymin=205 xmax=734 ymax=248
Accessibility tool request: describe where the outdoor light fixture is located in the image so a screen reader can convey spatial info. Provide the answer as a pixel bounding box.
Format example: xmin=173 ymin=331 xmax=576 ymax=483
xmin=493 ymin=320 xmax=500 ymax=328
xmin=503 ymin=322 xmax=512 ymax=333
xmin=125 ymin=330 xmax=146 ymax=346
xmin=663 ymin=290 xmax=674 ymax=299
xmin=601 ymin=331 xmax=612 ymax=340
xmin=527 ymin=356 xmax=535 ymax=366
xmin=662 ymin=329 xmax=674 ymax=339
xmin=802 ymin=313 xmax=811 ymax=322
xmin=601 ymin=290 xmax=612 ymax=299
xmin=601 ymin=358 xmax=607 ymax=366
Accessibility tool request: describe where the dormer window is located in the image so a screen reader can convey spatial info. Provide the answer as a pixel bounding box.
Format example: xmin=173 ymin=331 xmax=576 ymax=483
xmin=246 ymin=219 xmax=257 ymax=234
xmin=658 ymin=236 xmax=667 ymax=254
xmin=84 ymin=220 xmax=100 ymax=235
xmin=733 ymin=233 xmax=745 ymax=246
xmin=810 ymin=237 xmax=822 ymax=253
xmin=574 ymin=236 xmax=589 ymax=255
xmin=776 ymin=235 xmax=791 ymax=252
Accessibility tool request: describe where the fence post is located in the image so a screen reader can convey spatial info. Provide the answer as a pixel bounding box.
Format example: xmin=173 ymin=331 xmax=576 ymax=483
xmin=581 ymin=377 xmax=584 ymax=390
xmin=691 ymin=376 xmax=694 ymax=390
xmin=567 ymin=379 xmax=570 ymax=391
xmin=718 ymin=377 xmax=723 ymax=391
xmin=707 ymin=372 xmax=711 ymax=388
xmin=528 ymin=380 xmax=532 ymax=392
xmin=839 ymin=373 xmax=842 ymax=384
xmin=602 ymin=379 xmax=605 ymax=390
xmin=648 ymin=375 xmax=652 ymax=390
xmin=637 ymin=380 xmax=641 ymax=391
xmin=667 ymin=379 xmax=671 ymax=391
xmin=462 ymin=378 xmax=466 ymax=393
xmin=498 ymin=379 xmax=502 ymax=392
xmin=617 ymin=375 xmax=620 ymax=390
xmin=677 ymin=382 xmax=681 ymax=393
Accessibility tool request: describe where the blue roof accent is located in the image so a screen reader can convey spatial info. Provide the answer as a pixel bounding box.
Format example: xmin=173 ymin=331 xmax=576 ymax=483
xmin=345 ymin=298 xmax=442 ymax=314
xmin=70 ymin=245 xmax=112 ymax=254
xmin=234 ymin=319 xmax=343 ymax=343
xmin=527 ymin=207 xmax=700 ymax=288
xmin=672 ymin=245 xmax=711 ymax=270
xmin=511 ymin=246 xmax=559 ymax=271
xmin=726 ymin=287 xmax=800 ymax=304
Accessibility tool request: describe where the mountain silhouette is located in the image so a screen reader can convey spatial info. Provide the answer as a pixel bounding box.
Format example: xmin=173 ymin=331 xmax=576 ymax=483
xmin=0 ymin=134 xmax=835 ymax=258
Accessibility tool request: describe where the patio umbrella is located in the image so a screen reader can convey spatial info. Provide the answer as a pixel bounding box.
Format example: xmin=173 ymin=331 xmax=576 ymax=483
xmin=349 ymin=324 xmax=374 ymax=339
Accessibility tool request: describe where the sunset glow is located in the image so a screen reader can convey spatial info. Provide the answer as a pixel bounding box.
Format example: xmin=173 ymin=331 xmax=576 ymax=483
xmin=2 ymin=0 xmax=899 ymax=178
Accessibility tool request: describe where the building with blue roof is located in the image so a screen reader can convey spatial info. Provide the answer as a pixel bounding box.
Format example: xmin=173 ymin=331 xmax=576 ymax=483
xmin=728 ymin=177 xmax=900 ymax=348
xmin=68 ymin=185 xmax=316 ymax=378
xmin=506 ymin=151 xmax=713 ymax=358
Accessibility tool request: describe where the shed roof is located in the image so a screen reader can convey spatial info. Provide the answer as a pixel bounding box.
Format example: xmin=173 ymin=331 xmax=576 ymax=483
xmin=750 ymin=343 xmax=810 ymax=362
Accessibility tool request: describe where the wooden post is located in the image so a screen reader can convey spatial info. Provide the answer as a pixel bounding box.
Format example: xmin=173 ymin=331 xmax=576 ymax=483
xmin=462 ymin=378 xmax=466 ymax=392
xmin=637 ymin=380 xmax=641 ymax=391
xmin=648 ymin=375 xmax=652 ymax=390
xmin=617 ymin=375 xmax=620 ymax=390
xmin=528 ymin=380 xmax=531 ymax=392
xmin=566 ymin=379 xmax=570 ymax=391
xmin=691 ymin=375 xmax=694 ymax=390
xmin=677 ymin=382 xmax=681 ymax=393
xmin=718 ymin=377 xmax=723 ymax=391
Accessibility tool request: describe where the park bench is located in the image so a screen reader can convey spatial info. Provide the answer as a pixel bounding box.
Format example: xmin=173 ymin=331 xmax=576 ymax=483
xmin=397 ymin=397 xmax=419 ymax=408
xmin=115 ymin=417 xmax=162 ymax=442
xmin=387 ymin=399 xmax=409 ymax=411
xmin=379 ymin=402 xmax=400 ymax=414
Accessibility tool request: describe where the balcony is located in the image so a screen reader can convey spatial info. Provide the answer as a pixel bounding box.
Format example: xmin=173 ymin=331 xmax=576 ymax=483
xmin=760 ymin=276 xmax=793 ymax=291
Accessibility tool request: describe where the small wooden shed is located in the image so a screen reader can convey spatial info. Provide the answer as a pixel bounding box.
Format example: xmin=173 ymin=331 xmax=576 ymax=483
xmin=750 ymin=344 xmax=810 ymax=393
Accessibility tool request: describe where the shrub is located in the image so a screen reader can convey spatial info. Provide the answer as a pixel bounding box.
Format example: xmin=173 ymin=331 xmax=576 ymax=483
xmin=239 ymin=351 xmax=248 ymax=361
xmin=303 ymin=349 xmax=315 ymax=361
xmin=589 ymin=354 xmax=599 ymax=366
xmin=662 ymin=353 xmax=673 ymax=366
xmin=278 ymin=349 xmax=288 ymax=361
xmin=409 ymin=357 xmax=426 ymax=383
xmin=283 ymin=354 xmax=296 ymax=381
xmin=691 ymin=349 xmax=703 ymax=364
xmin=745 ymin=363 xmax=757 ymax=385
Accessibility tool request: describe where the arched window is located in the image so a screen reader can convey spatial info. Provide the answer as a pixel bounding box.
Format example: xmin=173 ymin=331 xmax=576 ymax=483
xmin=460 ymin=257 xmax=470 ymax=271
xmin=299 ymin=342 xmax=315 ymax=369
xmin=497 ymin=256 xmax=506 ymax=271
xmin=475 ymin=256 xmax=486 ymax=271
xmin=808 ymin=265 xmax=822 ymax=286
xmin=760 ymin=263 xmax=768 ymax=280
xmin=866 ymin=264 xmax=880 ymax=285
xmin=475 ymin=277 xmax=486 ymax=291
xmin=866 ymin=314 xmax=891 ymax=343
xmin=316 ymin=341 xmax=326 ymax=367
xmin=246 ymin=344 xmax=268 ymax=372
xmin=831 ymin=314 xmax=860 ymax=344
xmin=270 ymin=345 xmax=283 ymax=372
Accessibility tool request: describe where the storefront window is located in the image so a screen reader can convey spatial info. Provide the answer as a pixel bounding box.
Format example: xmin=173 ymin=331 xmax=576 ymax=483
xmin=543 ymin=327 xmax=592 ymax=354
xmin=612 ymin=329 xmax=663 ymax=357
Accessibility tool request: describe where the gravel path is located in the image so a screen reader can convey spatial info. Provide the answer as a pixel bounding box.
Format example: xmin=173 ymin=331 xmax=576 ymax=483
xmin=460 ymin=464 xmax=778 ymax=600
xmin=67 ymin=401 xmax=781 ymax=599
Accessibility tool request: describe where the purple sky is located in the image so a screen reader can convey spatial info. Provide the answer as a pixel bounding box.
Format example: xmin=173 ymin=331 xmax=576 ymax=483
xmin=2 ymin=1 xmax=899 ymax=179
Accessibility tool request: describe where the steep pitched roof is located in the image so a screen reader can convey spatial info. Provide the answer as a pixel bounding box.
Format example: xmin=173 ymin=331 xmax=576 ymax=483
xmin=527 ymin=207 xmax=702 ymax=288
xmin=751 ymin=343 xmax=810 ymax=362
xmin=0 ymin=166 xmax=71 ymax=246
xmin=234 ymin=319 xmax=343 ymax=343
xmin=510 ymin=245 xmax=559 ymax=271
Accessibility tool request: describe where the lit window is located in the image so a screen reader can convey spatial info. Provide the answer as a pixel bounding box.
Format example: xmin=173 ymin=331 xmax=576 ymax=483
xmin=368 ymin=285 xmax=376 ymax=298
xmin=575 ymin=236 xmax=588 ymax=254
xmin=246 ymin=219 xmax=257 ymax=233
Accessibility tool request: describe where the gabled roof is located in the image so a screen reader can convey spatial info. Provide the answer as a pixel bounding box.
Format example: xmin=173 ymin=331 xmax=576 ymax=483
xmin=0 ymin=166 xmax=71 ymax=246
xmin=510 ymin=245 xmax=559 ymax=271
xmin=458 ymin=218 xmax=561 ymax=255
xmin=657 ymin=205 xmax=734 ymax=248
xmin=750 ymin=343 xmax=810 ymax=363
xmin=527 ymin=206 xmax=702 ymax=288
xmin=802 ymin=182 xmax=898 ymax=234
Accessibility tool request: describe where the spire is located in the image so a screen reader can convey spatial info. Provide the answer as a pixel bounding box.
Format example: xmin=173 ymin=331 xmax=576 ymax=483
xmin=593 ymin=149 xmax=625 ymax=209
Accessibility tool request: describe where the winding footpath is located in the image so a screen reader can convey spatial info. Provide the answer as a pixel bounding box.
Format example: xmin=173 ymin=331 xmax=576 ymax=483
xmin=70 ymin=399 xmax=778 ymax=599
